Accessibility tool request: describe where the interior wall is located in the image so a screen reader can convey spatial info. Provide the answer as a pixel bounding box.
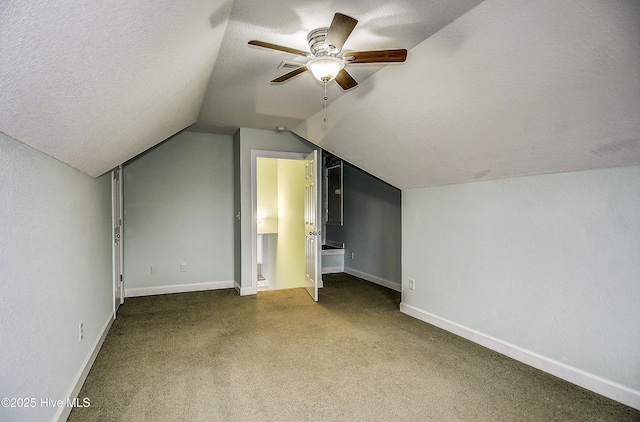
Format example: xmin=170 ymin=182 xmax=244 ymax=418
xmin=256 ymin=157 xmax=278 ymax=287
xmin=123 ymin=131 xmax=234 ymax=294
xmin=257 ymin=158 xmax=278 ymax=234
xmin=325 ymin=162 xmax=401 ymax=289
xmin=274 ymin=159 xmax=306 ymax=289
xmin=402 ymin=165 xmax=640 ymax=402
xmin=0 ymin=132 xmax=113 ymax=422
xmin=236 ymin=128 xmax=319 ymax=294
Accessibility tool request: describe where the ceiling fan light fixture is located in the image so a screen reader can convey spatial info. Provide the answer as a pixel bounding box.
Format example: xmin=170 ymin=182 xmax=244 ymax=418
xmin=307 ymin=56 xmax=344 ymax=82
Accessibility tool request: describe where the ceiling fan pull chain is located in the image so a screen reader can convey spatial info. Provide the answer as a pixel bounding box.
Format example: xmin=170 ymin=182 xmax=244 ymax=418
xmin=323 ymin=81 xmax=329 ymax=122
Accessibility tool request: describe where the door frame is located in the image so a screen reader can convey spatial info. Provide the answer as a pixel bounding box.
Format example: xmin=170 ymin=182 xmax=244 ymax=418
xmin=250 ymin=150 xmax=316 ymax=295
xmin=304 ymin=150 xmax=321 ymax=301
xmin=111 ymin=165 xmax=124 ymax=318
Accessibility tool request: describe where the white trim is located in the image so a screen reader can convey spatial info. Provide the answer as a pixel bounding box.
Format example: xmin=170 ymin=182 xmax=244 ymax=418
xmin=321 ymin=249 xmax=345 ymax=256
xmin=344 ymin=267 xmax=401 ymax=292
xmin=235 ymin=281 xmax=254 ymax=296
xmin=54 ymin=312 xmax=114 ymax=422
xmin=125 ymin=281 xmax=234 ymax=297
xmin=322 ymin=266 xmax=344 ymax=274
xmin=399 ymin=302 xmax=640 ymax=411
xmin=111 ymin=165 xmax=124 ymax=319
xmin=250 ymin=149 xmax=316 ymax=299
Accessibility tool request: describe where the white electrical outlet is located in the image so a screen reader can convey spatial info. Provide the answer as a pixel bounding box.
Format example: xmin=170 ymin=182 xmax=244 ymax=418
xmin=79 ymin=323 xmax=84 ymax=341
xmin=151 ymin=265 xmax=157 ymax=274
xmin=180 ymin=263 xmax=187 ymax=272
xmin=408 ymin=278 xmax=415 ymax=290
xmin=350 ymin=252 xmax=354 ymax=259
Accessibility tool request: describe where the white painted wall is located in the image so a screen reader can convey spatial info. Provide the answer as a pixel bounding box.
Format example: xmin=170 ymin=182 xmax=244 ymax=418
xmin=123 ymin=131 xmax=235 ymax=295
xmin=325 ymin=163 xmax=401 ymax=289
xmin=0 ymin=133 xmax=113 ymax=422
xmin=402 ymin=165 xmax=640 ymax=406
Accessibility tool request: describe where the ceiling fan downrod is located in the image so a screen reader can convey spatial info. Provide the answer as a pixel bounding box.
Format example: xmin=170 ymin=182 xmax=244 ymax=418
xmin=323 ymin=81 xmax=329 ymax=123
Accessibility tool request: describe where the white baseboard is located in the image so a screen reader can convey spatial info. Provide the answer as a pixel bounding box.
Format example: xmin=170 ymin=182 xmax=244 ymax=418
xmin=322 ymin=265 xmax=344 ymax=274
xmin=400 ymin=302 xmax=640 ymax=411
xmin=54 ymin=312 xmax=114 ymax=422
xmin=125 ymin=280 xmax=234 ymax=297
xmin=344 ymin=267 xmax=401 ymax=292
xmin=235 ymin=281 xmax=255 ymax=296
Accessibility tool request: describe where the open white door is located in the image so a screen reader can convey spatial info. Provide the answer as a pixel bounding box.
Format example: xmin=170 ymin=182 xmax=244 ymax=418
xmin=304 ymin=151 xmax=321 ymax=301
xmin=112 ymin=166 xmax=124 ymax=318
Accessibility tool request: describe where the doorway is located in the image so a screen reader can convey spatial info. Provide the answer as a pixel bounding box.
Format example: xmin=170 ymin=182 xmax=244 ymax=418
xmin=250 ymin=150 xmax=321 ymax=299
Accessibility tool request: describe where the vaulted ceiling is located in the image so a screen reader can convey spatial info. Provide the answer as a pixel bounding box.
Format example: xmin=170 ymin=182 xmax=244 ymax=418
xmin=1 ymin=0 xmax=639 ymax=188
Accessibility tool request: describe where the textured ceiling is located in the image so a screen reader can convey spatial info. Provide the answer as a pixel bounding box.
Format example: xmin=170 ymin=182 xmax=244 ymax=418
xmin=295 ymin=0 xmax=640 ymax=188
xmin=1 ymin=0 xmax=639 ymax=188
xmin=193 ymin=0 xmax=484 ymax=135
xmin=0 ymin=0 xmax=234 ymax=177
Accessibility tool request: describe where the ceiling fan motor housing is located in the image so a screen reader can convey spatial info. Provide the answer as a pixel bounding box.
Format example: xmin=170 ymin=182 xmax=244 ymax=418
xmin=307 ymin=27 xmax=339 ymax=56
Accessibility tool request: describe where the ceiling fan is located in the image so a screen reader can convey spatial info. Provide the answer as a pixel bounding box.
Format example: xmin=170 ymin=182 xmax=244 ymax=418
xmin=248 ymin=12 xmax=407 ymax=90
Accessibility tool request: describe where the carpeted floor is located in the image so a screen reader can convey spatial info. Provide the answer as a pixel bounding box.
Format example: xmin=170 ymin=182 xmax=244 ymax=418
xmin=68 ymin=273 xmax=640 ymax=421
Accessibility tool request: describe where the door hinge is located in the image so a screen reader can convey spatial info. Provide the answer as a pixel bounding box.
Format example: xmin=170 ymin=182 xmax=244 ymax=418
xmin=120 ymin=275 xmax=123 ymax=282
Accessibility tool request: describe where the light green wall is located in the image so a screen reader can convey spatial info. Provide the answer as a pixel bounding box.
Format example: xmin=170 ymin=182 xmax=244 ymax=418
xmin=123 ymin=131 xmax=234 ymax=290
xmin=257 ymin=158 xmax=278 ymax=234
xmin=236 ymin=128 xmax=318 ymax=293
xmin=325 ymin=163 xmax=401 ymax=286
xmin=402 ymin=165 xmax=640 ymax=392
xmin=0 ymin=133 xmax=112 ymax=422
xmin=274 ymin=159 xmax=306 ymax=289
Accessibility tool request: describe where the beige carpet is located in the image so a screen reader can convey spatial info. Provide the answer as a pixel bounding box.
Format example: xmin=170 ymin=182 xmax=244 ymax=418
xmin=69 ymin=273 xmax=639 ymax=421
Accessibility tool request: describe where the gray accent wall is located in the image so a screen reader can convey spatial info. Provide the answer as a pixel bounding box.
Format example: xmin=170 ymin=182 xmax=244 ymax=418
xmin=325 ymin=163 xmax=401 ymax=288
xmin=402 ymin=165 xmax=640 ymax=395
xmin=0 ymin=132 xmax=113 ymax=422
xmin=123 ymin=131 xmax=235 ymax=292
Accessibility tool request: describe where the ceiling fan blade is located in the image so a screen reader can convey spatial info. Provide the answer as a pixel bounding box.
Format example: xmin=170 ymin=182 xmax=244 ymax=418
xmin=326 ymin=13 xmax=358 ymax=51
xmin=271 ymin=66 xmax=308 ymax=83
xmin=343 ymin=49 xmax=407 ymax=64
xmin=248 ymin=40 xmax=310 ymax=57
xmin=335 ymin=69 xmax=358 ymax=90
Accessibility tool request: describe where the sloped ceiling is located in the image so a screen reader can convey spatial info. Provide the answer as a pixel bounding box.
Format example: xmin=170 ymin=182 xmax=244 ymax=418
xmin=295 ymin=0 xmax=640 ymax=188
xmin=1 ymin=0 xmax=639 ymax=188
xmin=192 ymin=0 xmax=484 ymax=135
xmin=0 ymin=0 xmax=234 ymax=177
